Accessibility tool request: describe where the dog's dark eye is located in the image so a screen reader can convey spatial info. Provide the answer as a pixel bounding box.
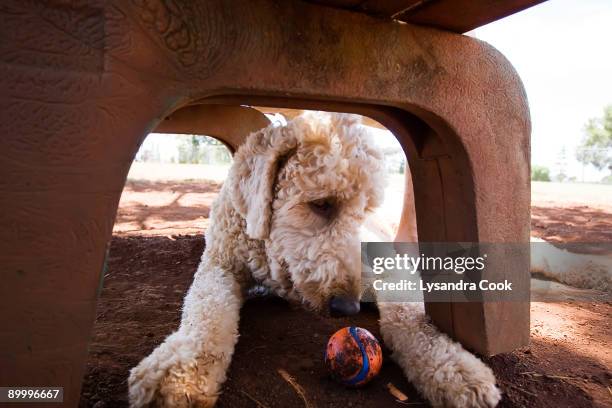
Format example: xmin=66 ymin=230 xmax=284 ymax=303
xmin=308 ymin=198 xmax=337 ymax=218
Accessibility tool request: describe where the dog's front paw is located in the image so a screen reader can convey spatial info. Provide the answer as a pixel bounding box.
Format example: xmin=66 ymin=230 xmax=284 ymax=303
xmin=128 ymin=332 xmax=229 ymax=408
xmin=129 ymin=354 xmax=226 ymax=408
xmin=420 ymin=351 xmax=501 ymax=408
xmin=157 ymin=358 xmax=224 ymax=408
xmin=379 ymin=303 xmax=501 ymax=408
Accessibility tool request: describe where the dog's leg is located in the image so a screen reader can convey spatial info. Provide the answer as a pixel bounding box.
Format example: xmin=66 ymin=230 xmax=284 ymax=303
xmin=128 ymin=261 xmax=242 ymax=408
xmin=378 ymin=302 xmax=501 ymax=408
xmin=530 ymin=237 xmax=611 ymax=291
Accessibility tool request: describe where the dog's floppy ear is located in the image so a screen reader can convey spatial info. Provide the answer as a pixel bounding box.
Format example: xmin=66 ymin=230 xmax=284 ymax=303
xmin=230 ymin=124 xmax=297 ymax=240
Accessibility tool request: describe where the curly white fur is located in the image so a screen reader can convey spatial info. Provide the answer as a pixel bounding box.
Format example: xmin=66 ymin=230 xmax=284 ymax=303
xmin=530 ymin=237 xmax=611 ymax=292
xmin=129 ymin=112 xmax=500 ymax=407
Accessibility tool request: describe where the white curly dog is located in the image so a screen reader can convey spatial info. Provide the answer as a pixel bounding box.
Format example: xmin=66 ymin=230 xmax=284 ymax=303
xmin=128 ymin=112 xmax=501 ymax=407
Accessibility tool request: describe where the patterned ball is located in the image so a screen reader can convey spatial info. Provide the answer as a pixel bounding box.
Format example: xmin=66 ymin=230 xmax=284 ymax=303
xmin=324 ymin=326 xmax=383 ymax=386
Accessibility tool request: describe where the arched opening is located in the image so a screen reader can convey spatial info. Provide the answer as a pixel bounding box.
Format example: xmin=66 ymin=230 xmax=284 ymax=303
xmin=80 ymin=105 xmax=423 ymax=406
xmin=117 ymin=103 xmax=422 ymax=242
xmin=132 ymin=99 xmax=514 ymax=353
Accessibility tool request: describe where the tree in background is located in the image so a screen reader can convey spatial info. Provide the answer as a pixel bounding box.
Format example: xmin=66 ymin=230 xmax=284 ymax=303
xmin=177 ymin=135 xmax=202 ymax=164
xmin=178 ymin=135 xmax=231 ymax=165
xmin=531 ymin=165 xmax=551 ymax=182
xmin=576 ymin=105 xmax=612 ymax=182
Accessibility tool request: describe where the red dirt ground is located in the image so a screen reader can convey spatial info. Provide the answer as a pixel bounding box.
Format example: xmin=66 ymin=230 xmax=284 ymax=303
xmin=79 ymin=180 xmax=612 ymax=408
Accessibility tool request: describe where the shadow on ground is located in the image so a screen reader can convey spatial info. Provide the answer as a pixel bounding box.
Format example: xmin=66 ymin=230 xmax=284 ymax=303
xmin=113 ymin=180 xmax=222 ymax=235
xmin=532 ymin=206 xmax=612 ymax=251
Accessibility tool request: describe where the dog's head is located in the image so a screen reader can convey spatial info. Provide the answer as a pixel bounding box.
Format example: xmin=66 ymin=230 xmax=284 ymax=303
xmin=230 ymin=112 xmax=385 ymax=315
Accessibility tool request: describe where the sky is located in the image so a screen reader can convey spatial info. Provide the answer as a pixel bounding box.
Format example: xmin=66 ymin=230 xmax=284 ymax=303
xmin=469 ymin=0 xmax=612 ymax=181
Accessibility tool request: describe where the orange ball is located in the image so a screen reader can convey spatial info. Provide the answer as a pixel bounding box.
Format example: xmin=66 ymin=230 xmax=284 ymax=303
xmin=324 ymin=326 xmax=383 ymax=386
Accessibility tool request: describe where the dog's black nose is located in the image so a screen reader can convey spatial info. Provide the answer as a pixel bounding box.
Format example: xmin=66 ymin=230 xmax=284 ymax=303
xmin=329 ymin=296 xmax=360 ymax=317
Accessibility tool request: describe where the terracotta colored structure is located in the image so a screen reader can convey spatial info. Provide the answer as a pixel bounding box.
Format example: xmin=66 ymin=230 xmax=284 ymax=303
xmin=0 ymin=0 xmax=536 ymax=405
